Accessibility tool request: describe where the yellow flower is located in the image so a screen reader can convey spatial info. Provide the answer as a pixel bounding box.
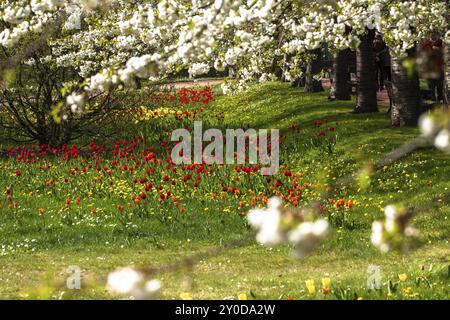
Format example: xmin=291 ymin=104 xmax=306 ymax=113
xmin=305 ymin=279 xmax=316 ymax=295
xmin=403 ymin=287 xmax=413 ymax=296
xmin=238 ymin=293 xmax=248 ymax=300
xmin=321 ymin=277 xmax=331 ymax=295
xmin=180 ymin=292 xmax=193 ymax=300
xmin=398 ymin=274 xmax=407 ymax=282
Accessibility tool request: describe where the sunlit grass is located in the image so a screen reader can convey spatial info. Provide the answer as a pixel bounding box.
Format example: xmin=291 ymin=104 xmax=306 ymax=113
xmin=0 ymin=82 xmax=448 ymax=299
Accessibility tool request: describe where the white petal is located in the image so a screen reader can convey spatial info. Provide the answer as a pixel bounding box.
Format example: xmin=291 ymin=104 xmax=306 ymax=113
xmin=434 ymin=129 xmax=450 ymax=152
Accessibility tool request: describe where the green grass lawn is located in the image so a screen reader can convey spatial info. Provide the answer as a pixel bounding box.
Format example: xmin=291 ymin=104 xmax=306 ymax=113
xmin=0 ymin=82 xmax=448 ymax=300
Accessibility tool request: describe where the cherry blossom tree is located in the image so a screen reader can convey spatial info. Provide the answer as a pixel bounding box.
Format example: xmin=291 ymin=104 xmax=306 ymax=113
xmin=1 ymin=0 xmax=449 ymax=144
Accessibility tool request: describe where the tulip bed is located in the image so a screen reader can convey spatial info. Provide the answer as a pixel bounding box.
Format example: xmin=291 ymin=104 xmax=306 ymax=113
xmin=0 ymin=82 xmax=448 ymax=299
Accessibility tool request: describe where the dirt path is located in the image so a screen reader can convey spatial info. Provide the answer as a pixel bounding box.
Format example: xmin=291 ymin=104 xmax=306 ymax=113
xmin=158 ymin=79 xmax=223 ymax=89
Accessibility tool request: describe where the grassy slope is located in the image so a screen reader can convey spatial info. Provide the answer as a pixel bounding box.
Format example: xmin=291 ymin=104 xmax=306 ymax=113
xmin=0 ymin=82 xmax=449 ymax=300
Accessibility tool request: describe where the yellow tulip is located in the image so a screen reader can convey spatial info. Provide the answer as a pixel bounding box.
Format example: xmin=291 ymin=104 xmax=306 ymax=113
xmin=321 ymin=277 xmax=331 ymax=295
xmin=398 ymin=274 xmax=407 ymax=282
xmin=305 ymin=279 xmax=316 ymax=295
xmin=238 ymin=293 xmax=248 ymax=300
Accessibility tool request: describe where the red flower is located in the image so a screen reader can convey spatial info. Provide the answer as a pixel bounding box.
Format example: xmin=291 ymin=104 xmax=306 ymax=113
xmin=140 ymin=177 xmax=148 ymax=184
xmin=15 ymin=170 xmax=21 ymax=176
xmin=275 ymin=180 xmax=282 ymax=187
xmin=316 ymin=130 xmax=325 ymax=137
xmin=140 ymin=193 xmax=147 ymax=200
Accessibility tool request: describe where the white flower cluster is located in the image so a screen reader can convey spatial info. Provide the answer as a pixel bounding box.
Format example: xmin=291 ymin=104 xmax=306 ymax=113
xmin=283 ymin=8 xmax=338 ymax=53
xmin=247 ymin=197 xmax=329 ymax=258
xmin=371 ymin=205 xmax=418 ymax=253
xmin=1 ymin=0 xmax=448 ymax=97
xmin=118 ymin=54 xmax=153 ymax=84
xmin=380 ymin=1 xmax=448 ymax=57
xmin=188 ymin=62 xmax=210 ymax=77
xmin=107 ymin=267 xmax=162 ymax=300
xmin=3 ymin=4 xmax=31 ymax=24
xmin=0 ymin=0 xmax=106 ymax=48
xmin=64 ymin=4 xmax=82 ymax=30
xmin=419 ymin=113 xmax=450 ymax=153
xmin=66 ymin=92 xmax=85 ymax=113
xmin=338 ymin=0 xmax=383 ymax=35
xmin=0 ymin=0 xmax=82 ymax=48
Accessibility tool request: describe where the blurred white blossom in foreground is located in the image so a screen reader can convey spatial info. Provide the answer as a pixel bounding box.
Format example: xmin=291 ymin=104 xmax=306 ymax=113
xmin=434 ymin=129 xmax=450 ymax=153
xmin=247 ymin=197 xmax=285 ymax=246
xmin=247 ymin=197 xmax=329 ymax=258
xmin=371 ymin=205 xmax=419 ymax=253
xmin=419 ymin=113 xmax=450 ymax=153
xmin=66 ymin=93 xmax=85 ymax=114
xmin=107 ymin=267 xmax=162 ymax=299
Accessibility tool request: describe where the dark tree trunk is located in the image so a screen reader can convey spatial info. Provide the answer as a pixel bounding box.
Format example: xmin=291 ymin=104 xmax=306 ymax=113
xmin=304 ymin=49 xmax=324 ymax=93
xmin=304 ymin=60 xmax=315 ymax=92
xmin=292 ymin=77 xmax=305 ymax=87
xmin=332 ymin=49 xmax=351 ymax=100
xmin=271 ymin=56 xmax=283 ymax=81
xmin=355 ymin=29 xmax=378 ymax=113
xmin=444 ymin=42 xmax=450 ymax=106
xmin=391 ymin=49 xmax=421 ymax=127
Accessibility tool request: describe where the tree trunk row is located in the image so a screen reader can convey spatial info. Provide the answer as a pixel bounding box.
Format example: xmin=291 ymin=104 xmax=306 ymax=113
xmin=298 ymin=29 xmax=447 ymax=125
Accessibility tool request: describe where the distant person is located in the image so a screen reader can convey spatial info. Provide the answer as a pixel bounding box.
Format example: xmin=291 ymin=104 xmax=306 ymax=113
xmin=421 ymin=35 xmax=444 ymax=102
